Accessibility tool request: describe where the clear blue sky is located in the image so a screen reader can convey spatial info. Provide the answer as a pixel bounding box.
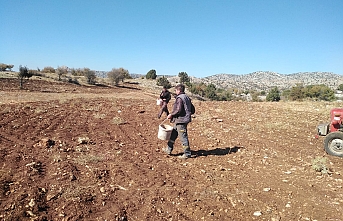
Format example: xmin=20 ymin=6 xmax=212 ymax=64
xmin=1 ymin=0 xmax=342 ymax=78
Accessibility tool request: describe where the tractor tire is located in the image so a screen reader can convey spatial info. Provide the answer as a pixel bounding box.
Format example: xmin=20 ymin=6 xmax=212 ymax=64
xmin=324 ymin=132 xmax=343 ymax=157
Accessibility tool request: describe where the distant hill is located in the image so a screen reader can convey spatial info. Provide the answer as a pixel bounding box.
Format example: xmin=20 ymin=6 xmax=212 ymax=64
xmin=195 ymin=71 xmax=343 ymax=91
xmin=95 ymin=70 xmax=343 ymax=92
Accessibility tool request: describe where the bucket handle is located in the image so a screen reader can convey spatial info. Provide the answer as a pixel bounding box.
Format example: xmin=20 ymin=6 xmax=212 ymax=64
xmin=160 ymin=118 xmax=169 ymax=125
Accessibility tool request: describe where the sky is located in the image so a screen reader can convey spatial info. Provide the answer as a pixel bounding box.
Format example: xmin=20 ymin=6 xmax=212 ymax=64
xmin=1 ymin=0 xmax=342 ymax=78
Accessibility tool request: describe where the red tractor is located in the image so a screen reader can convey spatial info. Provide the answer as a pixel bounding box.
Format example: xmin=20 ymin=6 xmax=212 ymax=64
xmin=318 ymin=108 xmax=343 ymax=157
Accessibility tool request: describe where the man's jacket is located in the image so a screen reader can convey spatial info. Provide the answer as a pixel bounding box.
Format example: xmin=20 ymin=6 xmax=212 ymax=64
xmin=160 ymin=90 xmax=171 ymax=103
xmin=170 ymin=93 xmax=192 ymax=124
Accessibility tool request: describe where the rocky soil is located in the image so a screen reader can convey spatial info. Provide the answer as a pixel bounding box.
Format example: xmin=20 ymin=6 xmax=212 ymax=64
xmin=1 ymin=78 xmax=343 ymax=220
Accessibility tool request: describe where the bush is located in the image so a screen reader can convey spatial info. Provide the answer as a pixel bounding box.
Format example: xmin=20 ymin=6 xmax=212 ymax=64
xmin=251 ymin=91 xmax=261 ymax=102
xmin=311 ymin=157 xmax=329 ymax=175
xmin=108 ymin=67 xmax=129 ymax=86
xmin=266 ymin=87 xmax=280 ymax=102
xmin=289 ymin=84 xmax=305 ymax=101
xmin=146 ymin=69 xmax=157 ymax=79
xmin=288 ymin=84 xmax=335 ymax=101
xmin=56 ymin=66 xmax=68 ymax=81
xmin=156 ymin=76 xmax=171 ymax=88
xmin=66 ymin=76 xmax=80 ymax=85
xmin=305 ymin=85 xmax=335 ymax=101
xmin=70 ymin=68 xmax=84 ymax=76
xmin=204 ymin=84 xmax=218 ymax=100
xmin=83 ymin=68 xmax=96 ymax=85
xmin=0 ymin=63 xmax=14 ymax=71
xmin=28 ymin=69 xmax=40 ymax=76
xmin=42 ymin=66 xmax=55 ymax=73
xmin=189 ymin=83 xmax=206 ymax=97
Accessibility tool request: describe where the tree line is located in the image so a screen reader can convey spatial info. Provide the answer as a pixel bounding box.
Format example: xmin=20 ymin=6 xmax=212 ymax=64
xmin=0 ymin=63 xmax=133 ymax=89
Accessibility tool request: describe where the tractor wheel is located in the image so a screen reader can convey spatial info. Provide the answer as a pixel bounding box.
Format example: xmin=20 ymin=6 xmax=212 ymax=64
xmin=324 ymin=132 xmax=343 ymax=157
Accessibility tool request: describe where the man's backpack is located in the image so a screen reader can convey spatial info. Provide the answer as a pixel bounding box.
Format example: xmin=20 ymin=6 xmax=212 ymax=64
xmin=178 ymin=94 xmax=195 ymax=116
xmin=190 ymin=102 xmax=195 ymax=115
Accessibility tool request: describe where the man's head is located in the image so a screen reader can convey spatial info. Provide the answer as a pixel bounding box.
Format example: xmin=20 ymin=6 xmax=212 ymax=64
xmin=175 ymin=84 xmax=185 ymax=95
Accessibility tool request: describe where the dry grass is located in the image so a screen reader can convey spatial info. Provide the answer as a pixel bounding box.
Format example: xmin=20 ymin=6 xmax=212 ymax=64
xmin=74 ymin=153 xmax=104 ymax=166
xmin=312 ymin=156 xmax=329 ymax=174
xmin=62 ymin=184 xmax=97 ymax=201
xmin=112 ymin=116 xmax=126 ymax=125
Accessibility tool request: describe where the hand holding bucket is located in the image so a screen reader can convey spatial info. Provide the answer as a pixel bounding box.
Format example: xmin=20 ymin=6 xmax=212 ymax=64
xmin=156 ymin=99 xmax=163 ymax=106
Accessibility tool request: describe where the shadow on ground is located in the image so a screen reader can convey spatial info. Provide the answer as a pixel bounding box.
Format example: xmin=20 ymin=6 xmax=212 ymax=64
xmin=192 ymin=146 xmax=242 ymax=158
xmin=116 ymin=85 xmax=141 ymax=90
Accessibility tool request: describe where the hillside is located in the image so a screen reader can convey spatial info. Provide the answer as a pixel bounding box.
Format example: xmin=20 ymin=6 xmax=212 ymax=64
xmin=198 ymin=71 xmax=343 ymax=91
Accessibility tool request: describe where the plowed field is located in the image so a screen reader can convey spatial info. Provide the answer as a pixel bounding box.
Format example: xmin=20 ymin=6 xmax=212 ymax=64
xmin=1 ymin=78 xmax=343 ymax=220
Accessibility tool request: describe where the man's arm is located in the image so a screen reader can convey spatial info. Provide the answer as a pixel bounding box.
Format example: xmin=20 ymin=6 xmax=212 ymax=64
xmin=167 ymin=98 xmax=182 ymax=119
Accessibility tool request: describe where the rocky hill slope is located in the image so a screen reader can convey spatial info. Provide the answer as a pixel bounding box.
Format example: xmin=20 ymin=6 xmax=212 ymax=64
xmin=197 ymin=71 xmax=343 ymax=91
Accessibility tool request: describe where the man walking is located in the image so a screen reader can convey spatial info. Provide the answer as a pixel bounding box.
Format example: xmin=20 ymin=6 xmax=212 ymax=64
xmin=163 ymin=84 xmax=193 ymax=159
xmin=158 ymin=86 xmax=171 ymax=119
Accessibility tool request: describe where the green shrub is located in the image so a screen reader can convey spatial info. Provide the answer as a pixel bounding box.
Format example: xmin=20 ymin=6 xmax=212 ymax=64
xmin=156 ymin=76 xmax=171 ymax=88
xmin=146 ymin=69 xmax=157 ymax=79
xmin=266 ymin=87 xmax=280 ymax=102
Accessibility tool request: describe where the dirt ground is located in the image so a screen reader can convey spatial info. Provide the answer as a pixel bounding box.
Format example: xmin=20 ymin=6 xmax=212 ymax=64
xmin=1 ymin=78 xmax=343 ymax=221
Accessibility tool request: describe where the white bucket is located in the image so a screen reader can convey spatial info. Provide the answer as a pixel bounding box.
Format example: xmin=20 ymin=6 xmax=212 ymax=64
xmin=156 ymin=99 xmax=162 ymax=106
xmin=158 ymin=124 xmax=173 ymax=140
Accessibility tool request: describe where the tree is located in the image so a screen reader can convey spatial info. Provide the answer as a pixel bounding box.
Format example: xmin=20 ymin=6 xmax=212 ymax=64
xmin=18 ymin=65 xmax=33 ymax=89
xmin=204 ymin=83 xmax=218 ymax=100
xmin=178 ymin=72 xmax=190 ymax=84
xmin=0 ymin=63 xmax=14 ymax=71
xmin=156 ymin=76 xmax=171 ymax=88
xmin=266 ymin=87 xmax=280 ymax=102
xmin=56 ymin=66 xmax=68 ymax=81
xmin=317 ymin=86 xmax=335 ymax=101
xmin=338 ymin=84 xmax=343 ymax=91
xmin=146 ymin=69 xmax=157 ymax=79
xmin=70 ymin=68 xmax=84 ymax=76
xmin=83 ymin=68 xmax=96 ymax=85
xmin=108 ymin=67 xmax=129 ymax=86
xmin=305 ymin=85 xmax=335 ymax=101
xmin=289 ymin=84 xmax=305 ymax=101
xmin=0 ymin=63 xmax=7 ymax=71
